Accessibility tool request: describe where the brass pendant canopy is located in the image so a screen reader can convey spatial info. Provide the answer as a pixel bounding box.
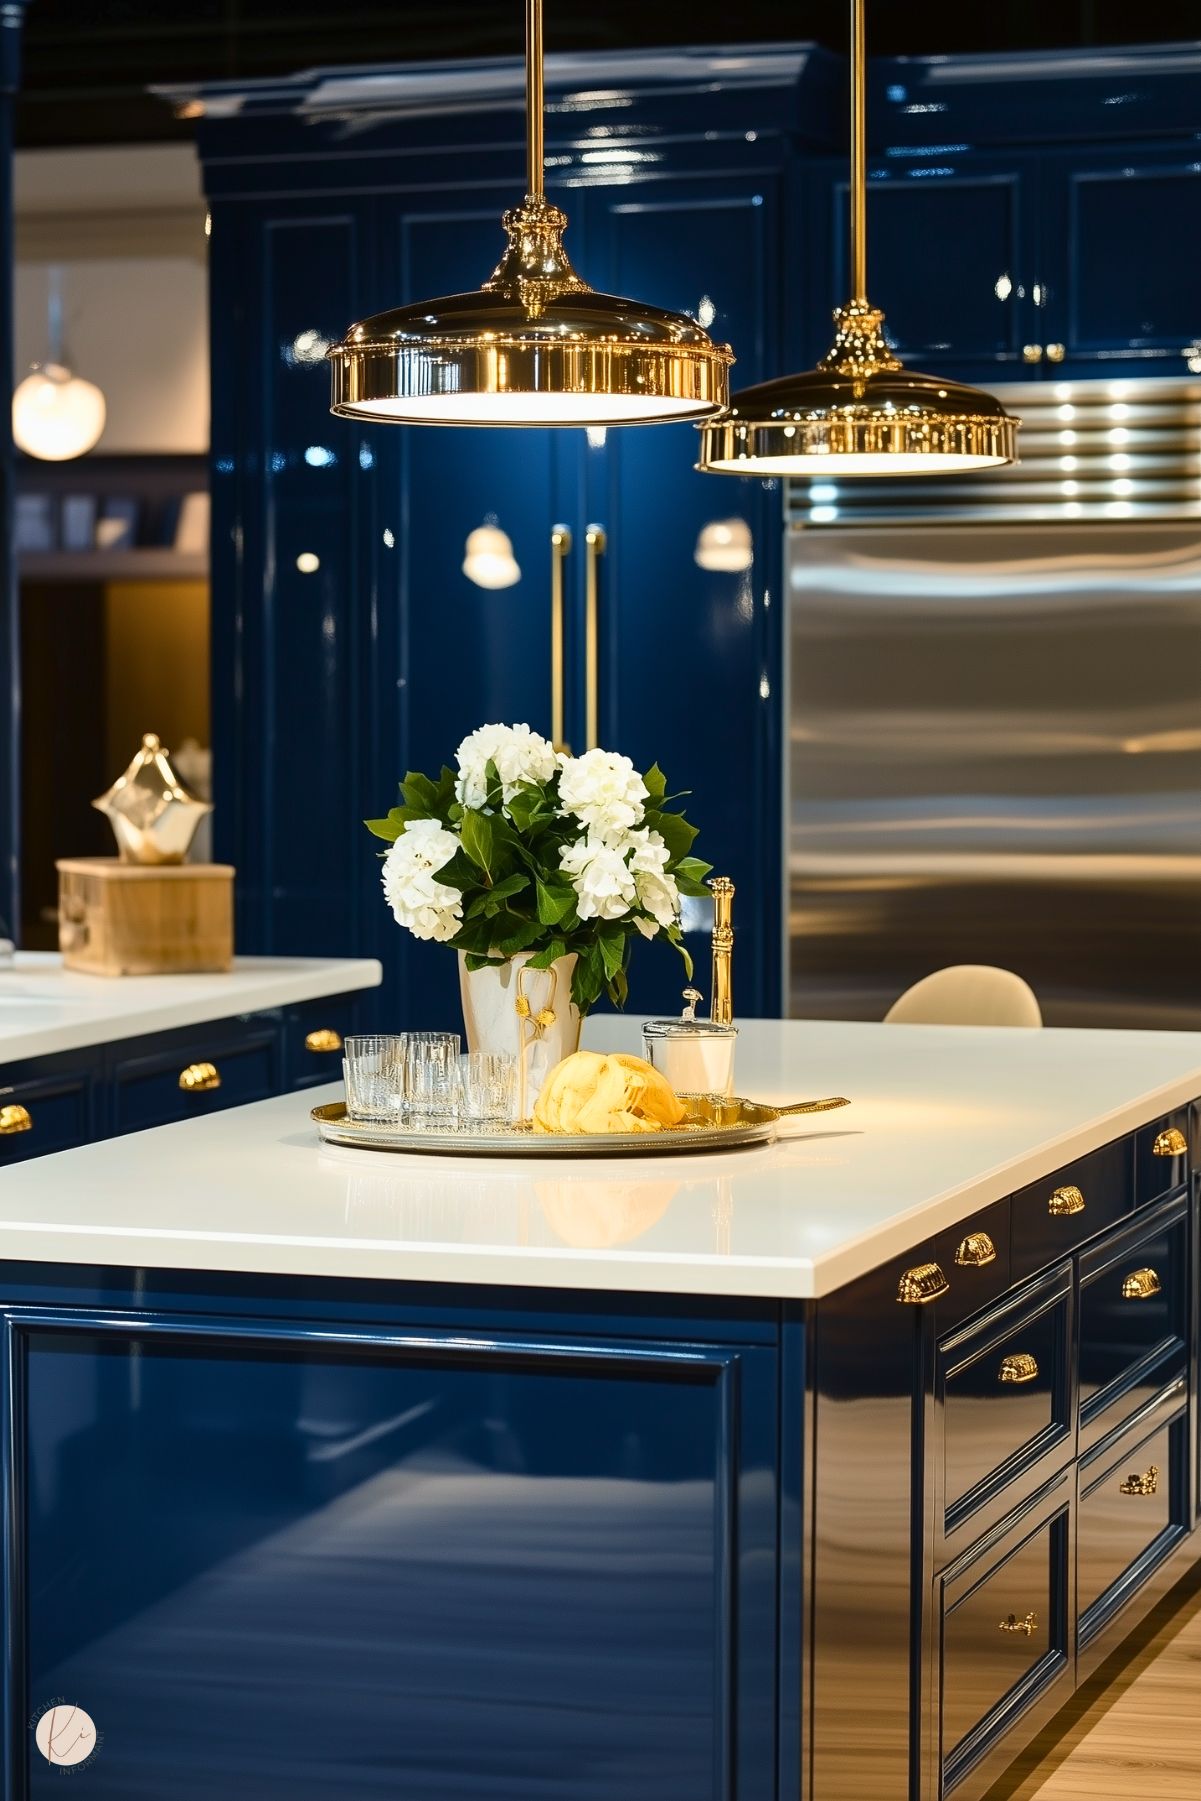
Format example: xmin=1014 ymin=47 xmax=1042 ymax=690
xmin=329 ymin=2 xmax=732 ymax=428
xmin=698 ymin=0 xmax=1018 ymax=477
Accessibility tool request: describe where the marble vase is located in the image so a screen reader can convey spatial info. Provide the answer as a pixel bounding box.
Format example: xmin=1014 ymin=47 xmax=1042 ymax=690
xmin=457 ymin=951 xmax=582 ymax=1119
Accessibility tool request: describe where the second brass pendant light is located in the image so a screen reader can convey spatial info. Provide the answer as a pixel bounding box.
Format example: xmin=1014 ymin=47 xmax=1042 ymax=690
xmin=328 ymin=0 xmax=732 ymax=427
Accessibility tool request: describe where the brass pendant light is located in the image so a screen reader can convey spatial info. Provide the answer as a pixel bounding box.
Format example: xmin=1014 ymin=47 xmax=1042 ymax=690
xmin=329 ymin=0 xmax=732 ymax=427
xmin=698 ymin=0 xmax=1018 ymax=476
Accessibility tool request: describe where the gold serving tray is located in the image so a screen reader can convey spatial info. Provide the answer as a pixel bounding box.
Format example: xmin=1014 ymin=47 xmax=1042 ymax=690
xmin=311 ymin=1094 xmax=849 ymax=1160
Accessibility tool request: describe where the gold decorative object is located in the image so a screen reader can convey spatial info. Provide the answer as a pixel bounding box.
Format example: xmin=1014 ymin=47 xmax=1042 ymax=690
xmin=955 ymin=1231 xmax=997 ymax=1268
xmin=698 ymin=0 xmax=1017 ymax=477
xmin=0 ymin=1103 xmax=33 ymax=1135
xmin=1119 ymin=1466 xmax=1159 ymax=1497
xmin=584 ymin=524 xmax=606 ymax=749
xmin=1048 ymin=1184 xmax=1086 ymax=1217
xmin=1152 ymin=1126 xmax=1187 ymax=1157
xmin=998 ymin=1612 xmax=1038 ymax=1638
xmin=896 ymin=1262 xmax=949 ymax=1305
xmin=999 ymin=1352 xmax=1039 ymax=1385
xmin=710 ymin=876 xmax=735 ymax=1027
xmin=328 ymin=0 xmax=731 ymax=428
xmin=304 ymin=1028 xmax=344 ymax=1054
xmin=550 ymin=525 xmax=572 ymax=753
xmin=178 ymin=1061 xmax=221 ymax=1093
xmin=91 ymin=733 xmax=213 ymax=866
xmin=1121 ymin=1267 xmax=1162 ymax=1301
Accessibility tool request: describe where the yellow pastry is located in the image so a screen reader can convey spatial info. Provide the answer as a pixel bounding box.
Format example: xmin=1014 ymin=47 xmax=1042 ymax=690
xmin=533 ymin=1050 xmax=685 ymax=1135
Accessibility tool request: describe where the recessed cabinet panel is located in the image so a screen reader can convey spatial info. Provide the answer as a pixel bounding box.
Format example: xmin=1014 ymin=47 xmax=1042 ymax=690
xmin=1078 ymin=1197 xmax=1187 ymax=1453
xmin=1059 ymin=156 xmax=1201 ymax=360
xmin=1010 ymin=1138 xmax=1131 ymax=1283
xmin=1079 ymin=1411 xmax=1187 ymax=1641
xmin=110 ymin=1028 xmax=279 ymax=1135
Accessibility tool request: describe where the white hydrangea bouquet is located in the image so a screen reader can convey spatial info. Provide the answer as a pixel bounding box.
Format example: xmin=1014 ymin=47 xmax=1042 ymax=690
xmin=367 ymin=722 xmax=711 ymax=1017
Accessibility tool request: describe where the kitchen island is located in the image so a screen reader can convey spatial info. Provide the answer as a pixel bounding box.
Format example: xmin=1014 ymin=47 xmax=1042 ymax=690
xmin=0 ymin=1018 xmax=1197 ymax=1800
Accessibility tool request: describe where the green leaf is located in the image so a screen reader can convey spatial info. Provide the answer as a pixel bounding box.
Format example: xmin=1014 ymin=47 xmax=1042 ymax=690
xmin=484 ymin=758 xmax=504 ymax=813
xmin=487 ymin=872 xmax=530 ymax=904
xmin=460 ymin=808 xmax=495 ymax=880
xmin=665 ymin=923 xmax=694 ymax=981
xmin=495 ymin=915 xmax=544 ymax=957
xmin=653 ymin=810 xmax=699 ymax=861
xmin=598 ymin=930 xmax=626 ymax=981
xmin=608 ymin=964 xmax=629 ymax=1009
xmin=465 ymin=951 xmax=506 ymax=973
xmin=433 ymin=848 xmax=483 ymax=893
xmin=526 ymin=938 xmax=567 ymax=970
xmin=535 ymin=878 xmax=576 ymax=925
xmin=571 ymin=942 xmax=606 ymax=1016
xmin=399 ymin=770 xmax=441 ymax=816
xmin=643 ymin=762 xmax=668 ymax=803
xmin=364 ymin=816 xmax=401 ymax=842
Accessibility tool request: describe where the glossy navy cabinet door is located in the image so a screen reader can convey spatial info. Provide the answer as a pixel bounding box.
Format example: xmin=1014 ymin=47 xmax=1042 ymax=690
xmin=582 ymin=173 xmax=786 ymax=1015
xmin=12 ymin=1304 xmax=777 ymax=1801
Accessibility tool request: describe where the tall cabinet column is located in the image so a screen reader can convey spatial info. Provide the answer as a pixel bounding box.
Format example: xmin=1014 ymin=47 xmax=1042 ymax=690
xmin=0 ymin=0 xmax=29 ymax=944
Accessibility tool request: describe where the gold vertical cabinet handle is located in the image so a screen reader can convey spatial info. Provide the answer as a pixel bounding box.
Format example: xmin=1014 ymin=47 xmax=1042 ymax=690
xmin=1048 ymin=1184 xmax=1085 ymax=1217
xmin=304 ymin=1028 xmax=343 ymax=1054
xmin=584 ymin=523 xmax=606 ymax=751
xmin=179 ymin=1061 xmax=221 ymax=1093
xmin=1119 ymin=1465 xmax=1159 ymax=1497
xmin=1044 ymin=342 xmax=1066 ymax=362
xmin=1021 ymin=343 xmax=1043 ymax=364
xmin=955 ymin=1231 xmax=997 ymax=1268
xmin=896 ymin=1261 xmax=949 ymax=1305
xmin=0 ymin=1104 xmax=33 ymax=1135
xmin=1121 ymin=1267 xmax=1162 ymax=1301
xmin=1152 ymin=1126 xmax=1187 ymax=1157
xmin=998 ymin=1612 xmax=1038 ymax=1637
xmin=999 ymin=1352 xmax=1039 ymax=1384
xmin=550 ymin=524 xmax=572 ymax=754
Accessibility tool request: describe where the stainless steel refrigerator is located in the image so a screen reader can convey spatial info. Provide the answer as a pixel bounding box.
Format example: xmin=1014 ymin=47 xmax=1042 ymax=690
xmin=785 ymin=378 xmax=1201 ymax=1029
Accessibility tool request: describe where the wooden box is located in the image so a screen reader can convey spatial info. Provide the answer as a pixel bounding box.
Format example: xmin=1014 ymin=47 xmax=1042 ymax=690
xmin=57 ymin=859 xmax=235 ymax=976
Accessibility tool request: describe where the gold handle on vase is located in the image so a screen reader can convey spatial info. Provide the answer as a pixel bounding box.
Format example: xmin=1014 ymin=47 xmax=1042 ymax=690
xmin=179 ymin=1061 xmax=221 ymax=1093
xmin=999 ymin=1352 xmax=1039 ymax=1384
xmin=1152 ymin=1126 xmax=1187 ymax=1157
xmin=998 ymin=1612 xmax=1038 ymax=1637
xmin=1048 ymin=1184 xmax=1085 ymax=1217
xmin=1021 ymin=343 xmax=1043 ymax=364
xmin=550 ymin=524 xmax=572 ymax=754
xmin=0 ymin=1103 xmax=32 ymax=1135
xmin=1119 ymin=1465 xmax=1159 ymax=1497
xmin=1121 ymin=1267 xmax=1162 ymax=1301
xmin=956 ymin=1231 xmax=997 ymax=1267
xmin=304 ymin=1028 xmax=343 ymax=1054
xmin=896 ymin=1262 xmax=949 ymax=1305
xmin=584 ymin=523 xmax=606 ymax=750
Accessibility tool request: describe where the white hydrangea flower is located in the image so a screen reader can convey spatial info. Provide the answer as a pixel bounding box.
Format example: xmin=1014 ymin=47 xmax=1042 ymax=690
xmin=381 ymin=818 xmax=463 ymax=943
xmin=559 ymin=835 xmax=637 ymax=922
xmin=455 ymin=722 xmax=559 ymax=811
xmin=557 ymin=748 xmax=648 ymax=845
xmin=626 ymin=827 xmax=681 ymax=928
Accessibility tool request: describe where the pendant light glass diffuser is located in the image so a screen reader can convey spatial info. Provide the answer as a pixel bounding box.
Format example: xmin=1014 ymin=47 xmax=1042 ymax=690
xmin=329 ymin=1 xmax=732 ymax=427
xmin=698 ymin=0 xmax=1017 ymax=476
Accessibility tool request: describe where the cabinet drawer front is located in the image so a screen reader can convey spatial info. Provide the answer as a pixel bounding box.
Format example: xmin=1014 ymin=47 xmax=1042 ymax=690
xmin=113 ymin=1034 xmax=277 ymax=1135
xmin=1078 ymin=1197 xmax=1188 ymax=1453
xmin=285 ymin=996 xmax=363 ymax=1091
xmin=1011 ymin=1139 xmax=1130 ymax=1282
xmin=1135 ymin=1110 xmax=1190 ymax=1207
xmin=928 ymin=1199 xmax=1013 ymax=1334
xmin=1079 ymin=1409 xmax=1187 ymax=1640
xmin=939 ymin=1266 xmax=1072 ymax=1541
xmin=941 ymin=1497 xmax=1070 ymax=1786
xmin=0 ymin=1076 xmax=90 ymax=1163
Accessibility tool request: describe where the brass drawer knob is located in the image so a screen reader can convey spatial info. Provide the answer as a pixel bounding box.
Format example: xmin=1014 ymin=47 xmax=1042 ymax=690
xmin=1121 ymin=1267 xmax=1162 ymax=1301
xmin=955 ymin=1231 xmax=997 ymax=1268
xmin=896 ymin=1261 xmax=949 ymax=1305
xmin=1048 ymin=1184 xmax=1085 ymax=1217
xmin=999 ymin=1352 xmax=1039 ymax=1384
xmin=1021 ymin=343 xmax=1043 ymax=364
xmin=1119 ymin=1465 xmax=1159 ymax=1497
xmin=1044 ymin=342 xmax=1066 ymax=363
xmin=998 ymin=1611 xmax=1038 ymax=1637
xmin=179 ymin=1061 xmax=221 ymax=1093
xmin=1151 ymin=1126 xmax=1187 ymax=1158
xmin=0 ymin=1103 xmax=33 ymax=1135
xmin=304 ymin=1027 xmax=344 ymax=1054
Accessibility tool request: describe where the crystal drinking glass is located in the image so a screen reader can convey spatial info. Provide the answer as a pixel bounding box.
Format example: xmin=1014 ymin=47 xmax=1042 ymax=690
xmin=403 ymin=1033 xmax=462 ymax=1125
xmin=342 ymin=1035 xmax=406 ymax=1123
xmin=458 ymin=1051 xmax=517 ymax=1125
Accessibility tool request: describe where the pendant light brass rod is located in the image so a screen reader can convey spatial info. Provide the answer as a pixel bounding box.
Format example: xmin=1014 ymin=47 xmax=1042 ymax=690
xmin=526 ymin=0 xmax=544 ymax=200
xmin=849 ymin=0 xmax=867 ymax=303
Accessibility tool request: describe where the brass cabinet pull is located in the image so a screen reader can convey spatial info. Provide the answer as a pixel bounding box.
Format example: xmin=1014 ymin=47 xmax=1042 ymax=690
xmin=955 ymin=1231 xmax=997 ymax=1268
xmin=998 ymin=1611 xmax=1038 ymax=1637
xmin=584 ymin=523 xmax=606 ymax=750
xmin=304 ymin=1028 xmax=343 ymax=1054
xmin=999 ymin=1352 xmax=1039 ymax=1385
xmin=1048 ymin=1184 xmax=1085 ymax=1217
xmin=1119 ymin=1465 xmax=1159 ymax=1497
xmin=1044 ymin=342 xmax=1066 ymax=363
xmin=1121 ymin=1266 xmax=1162 ymax=1301
xmin=550 ymin=524 xmax=572 ymax=754
xmin=1021 ymin=343 xmax=1043 ymax=364
xmin=0 ymin=1103 xmax=33 ymax=1135
xmin=896 ymin=1261 xmax=949 ymax=1305
xmin=179 ymin=1061 xmax=221 ymax=1093
xmin=1151 ymin=1126 xmax=1187 ymax=1157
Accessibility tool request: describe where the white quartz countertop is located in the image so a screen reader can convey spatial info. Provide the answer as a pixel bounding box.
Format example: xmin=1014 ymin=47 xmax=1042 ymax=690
xmin=1 ymin=1017 xmax=1198 ymax=1300
xmin=0 ymin=952 xmax=382 ymax=1064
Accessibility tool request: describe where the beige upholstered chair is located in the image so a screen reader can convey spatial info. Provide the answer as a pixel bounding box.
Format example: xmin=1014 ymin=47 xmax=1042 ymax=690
xmin=883 ymin=964 xmax=1043 ymax=1028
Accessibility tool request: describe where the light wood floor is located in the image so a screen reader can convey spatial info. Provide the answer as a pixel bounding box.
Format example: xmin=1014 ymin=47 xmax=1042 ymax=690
xmin=987 ymin=1564 xmax=1201 ymax=1801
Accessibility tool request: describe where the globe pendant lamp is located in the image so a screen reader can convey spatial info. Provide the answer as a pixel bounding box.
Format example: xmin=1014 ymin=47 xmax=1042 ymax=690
xmin=698 ymin=0 xmax=1018 ymax=477
xmin=12 ymin=266 xmax=106 ymax=462
xmin=328 ymin=0 xmax=732 ymax=428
